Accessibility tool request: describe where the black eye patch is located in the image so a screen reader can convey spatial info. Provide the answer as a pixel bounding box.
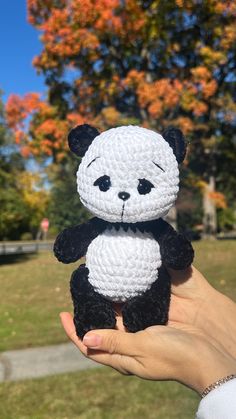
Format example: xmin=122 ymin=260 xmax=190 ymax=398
xmin=137 ymin=178 xmax=154 ymax=195
xmin=94 ymin=175 xmax=111 ymax=192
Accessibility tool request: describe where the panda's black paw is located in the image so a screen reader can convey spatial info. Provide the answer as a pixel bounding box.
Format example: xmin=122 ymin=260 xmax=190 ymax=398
xmin=122 ymin=295 xmax=168 ymax=333
xmin=73 ymin=302 xmax=116 ymax=339
xmin=54 ymin=227 xmax=79 ymax=264
xmin=122 ymin=299 xmax=151 ymax=332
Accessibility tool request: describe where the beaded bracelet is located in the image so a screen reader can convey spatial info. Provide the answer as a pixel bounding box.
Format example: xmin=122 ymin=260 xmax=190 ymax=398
xmin=201 ymin=374 xmax=236 ymax=398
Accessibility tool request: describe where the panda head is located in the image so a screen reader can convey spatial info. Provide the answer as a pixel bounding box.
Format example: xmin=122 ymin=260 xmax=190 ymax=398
xmin=68 ymin=124 xmax=186 ymax=223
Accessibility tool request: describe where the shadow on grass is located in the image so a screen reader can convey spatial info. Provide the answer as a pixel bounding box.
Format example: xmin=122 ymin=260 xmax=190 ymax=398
xmin=0 ymin=253 xmax=38 ymax=266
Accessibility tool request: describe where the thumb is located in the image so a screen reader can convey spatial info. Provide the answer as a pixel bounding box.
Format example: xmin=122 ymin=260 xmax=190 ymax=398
xmin=83 ymin=329 xmax=140 ymax=356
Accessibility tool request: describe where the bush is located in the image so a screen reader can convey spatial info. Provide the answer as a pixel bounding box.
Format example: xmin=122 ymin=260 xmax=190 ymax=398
xmin=20 ymin=232 xmax=33 ymax=241
xmin=218 ymin=207 xmax=236 ymax=232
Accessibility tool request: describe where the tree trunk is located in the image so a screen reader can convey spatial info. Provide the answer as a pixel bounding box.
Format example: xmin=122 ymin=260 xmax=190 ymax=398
xmin=203 ymin=176 xmax=217 ymax=236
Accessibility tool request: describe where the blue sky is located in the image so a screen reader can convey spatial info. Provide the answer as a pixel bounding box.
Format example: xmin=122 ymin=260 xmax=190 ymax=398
xmin=0 ymin=1 xmax=46 ymax=102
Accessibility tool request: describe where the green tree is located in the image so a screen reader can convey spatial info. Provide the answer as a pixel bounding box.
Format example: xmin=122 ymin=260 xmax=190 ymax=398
xmin=48 ymin=156 xmax=89 ymax=231
xmin=0 ymin=92 xmax=49 ymax=240
xmin=0 ymin=93 xmax=29 ymax=239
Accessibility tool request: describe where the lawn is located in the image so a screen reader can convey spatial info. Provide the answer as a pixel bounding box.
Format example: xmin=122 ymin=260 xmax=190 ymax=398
xmin=0 ymin=240 xmax=235 ymax=352
xmin=0 ymin=367 xmax=199 ymax=419
xmin=0 ymin=251 xmax=74 ymax=352
xmin=194 ymin=239 xmax=236 ymax=300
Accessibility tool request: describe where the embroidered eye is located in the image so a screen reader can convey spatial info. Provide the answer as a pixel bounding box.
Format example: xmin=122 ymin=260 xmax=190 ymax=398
xmin=137 ymin=178 xmax=154 ymax=195
xmin=94 ymin=175 xmax=111 ymax=192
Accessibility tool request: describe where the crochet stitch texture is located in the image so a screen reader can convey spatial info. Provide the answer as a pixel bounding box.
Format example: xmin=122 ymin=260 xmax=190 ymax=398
xmin=87 ymin=227 xmax=162 ymax=302
xmin=54 ymin=124 xmax=194 ymax=338
xmin=78 ymin=125 xmax=179 ymax=223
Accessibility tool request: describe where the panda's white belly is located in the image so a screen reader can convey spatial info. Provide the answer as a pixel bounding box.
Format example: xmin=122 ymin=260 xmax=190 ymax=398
xmin=86 ymin=227 xmax=162 ymax=303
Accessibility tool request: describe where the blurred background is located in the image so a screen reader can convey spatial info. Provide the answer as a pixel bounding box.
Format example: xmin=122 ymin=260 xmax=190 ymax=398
xmin=0 ymin=1 xmax=235 ymax=418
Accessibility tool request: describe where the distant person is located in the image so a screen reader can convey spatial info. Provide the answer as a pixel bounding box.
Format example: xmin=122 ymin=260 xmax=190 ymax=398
xmin=61 ymin=266 xmax=236 ymax=418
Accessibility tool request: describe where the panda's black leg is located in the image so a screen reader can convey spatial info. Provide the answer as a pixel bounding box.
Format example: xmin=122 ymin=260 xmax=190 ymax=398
xmin=70 ymin=264 xmax=116 ymax=339
xmin=122 ymin=266 xmax=171 ymax=332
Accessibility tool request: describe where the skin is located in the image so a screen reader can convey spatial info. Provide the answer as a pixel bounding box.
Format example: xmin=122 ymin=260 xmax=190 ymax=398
xmin=60 ymin=266 xmax=236 ymax=395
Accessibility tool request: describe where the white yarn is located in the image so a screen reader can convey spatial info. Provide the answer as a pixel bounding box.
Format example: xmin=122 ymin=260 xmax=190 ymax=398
xmin=86 ymin=227 xmax=162 ymax=302
xmin=77 ymin=125 xmax=179 ymax=223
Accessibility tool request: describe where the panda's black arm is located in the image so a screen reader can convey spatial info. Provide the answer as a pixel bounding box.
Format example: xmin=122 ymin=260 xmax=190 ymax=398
xmin=53 ymin=217 xmax=107 ymax=264
xmin=148 ymin=219 xmax=194 ymax=270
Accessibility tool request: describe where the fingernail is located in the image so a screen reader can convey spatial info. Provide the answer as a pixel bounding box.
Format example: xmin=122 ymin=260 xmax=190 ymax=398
xmin=83 ymin=334 xmax=102 ymax=348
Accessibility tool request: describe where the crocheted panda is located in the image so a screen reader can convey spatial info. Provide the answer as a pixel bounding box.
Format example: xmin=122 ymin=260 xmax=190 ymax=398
xmin=54 ymin=124 xmax=194 ymax=338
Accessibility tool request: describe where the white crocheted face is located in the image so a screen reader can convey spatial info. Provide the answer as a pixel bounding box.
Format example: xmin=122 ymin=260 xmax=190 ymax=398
xmin=77 ymin=126 xmax=179 ymax=223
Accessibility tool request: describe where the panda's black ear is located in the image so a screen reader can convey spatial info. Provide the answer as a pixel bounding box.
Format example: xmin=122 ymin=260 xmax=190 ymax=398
xmin=68 ymin=124 xmax=100 ymax=157
xmin=162 ymin=127 xmax=187 ymax=164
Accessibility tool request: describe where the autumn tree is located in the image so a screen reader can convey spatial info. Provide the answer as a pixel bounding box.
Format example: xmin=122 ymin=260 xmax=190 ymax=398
xmin=0 ymin=93 xmax=28 ymax=239
xmin=6 ymin=0 xmax=236 ymax=232
xmin=0 ymin=92 xmax=49 ymax=240
xmin=17 ymin=171 xmax=49 ymax=236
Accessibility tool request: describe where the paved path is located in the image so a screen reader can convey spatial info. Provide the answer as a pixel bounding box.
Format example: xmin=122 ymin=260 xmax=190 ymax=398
xmin=0 ymin=342 xmax=99 ymax=383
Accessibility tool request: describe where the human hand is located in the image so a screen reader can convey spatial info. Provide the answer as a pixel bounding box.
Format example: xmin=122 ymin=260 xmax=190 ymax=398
xmin=60 ymin=312 xmax=236 ymax=395
xmin=60 ymin=265 xmax=236 ymax=394
xmin=63 ymin=266 xmax=236 ymax=358
xmin=167 ymin=266 xmax=236 ymax=358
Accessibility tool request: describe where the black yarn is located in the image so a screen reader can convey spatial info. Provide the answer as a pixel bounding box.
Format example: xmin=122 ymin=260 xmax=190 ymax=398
xmin=54 ymin=122 xmax=194 ymax=337
xmin=54 ymin=217 xmax=194 ymax=336
xmin=68 ymin=124 xmax=100 ymax=157
xmin=70 ymin=264 xmax=116 ymax=338
xmin=162 ymin=127 xmax=187 ymax=163
xmin=53 ymin=217 xmax=107 ymax=264
xmin=149 ymin=219 xmax=194 ymax=270
xmin=122 ymin=266 xmax=171 ymax=332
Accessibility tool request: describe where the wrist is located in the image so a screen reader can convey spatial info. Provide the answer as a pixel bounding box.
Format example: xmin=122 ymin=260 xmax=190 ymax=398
xmin=191 ymin=341 xmax=236 ymax=395
xmin=201 ymin=374 xmax=236 ymax=398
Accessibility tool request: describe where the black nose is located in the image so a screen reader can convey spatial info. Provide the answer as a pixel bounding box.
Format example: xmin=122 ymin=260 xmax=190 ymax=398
xmin=118 ymin=191 xmax=130 ymax=201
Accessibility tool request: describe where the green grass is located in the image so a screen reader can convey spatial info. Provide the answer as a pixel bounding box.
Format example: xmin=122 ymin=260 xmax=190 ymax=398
xmin=0 ymin=252 xmax=76 ymax=352
xmin=0 ymin=240 xmax=235 ymax=352
xmin=194 ymin=239 xmax=236 ymax=300
xmin=0 ymin=367 xmax=199 ymax=419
